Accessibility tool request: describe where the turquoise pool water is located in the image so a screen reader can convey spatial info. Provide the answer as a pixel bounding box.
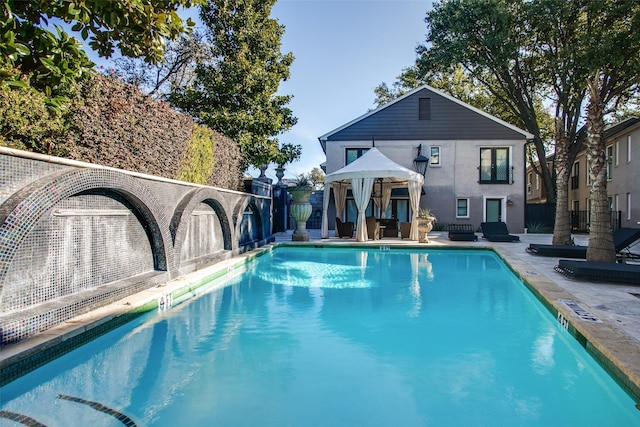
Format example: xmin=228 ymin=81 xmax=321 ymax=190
xmin=1 ymin=247 xmax=639 ymax=426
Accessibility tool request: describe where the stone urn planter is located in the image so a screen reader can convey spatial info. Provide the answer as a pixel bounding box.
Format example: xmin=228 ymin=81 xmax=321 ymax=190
xmin=417 ymin=209 xmax=436 ymax=243
xmin=288 ymin=185 xmax=313 ymax=241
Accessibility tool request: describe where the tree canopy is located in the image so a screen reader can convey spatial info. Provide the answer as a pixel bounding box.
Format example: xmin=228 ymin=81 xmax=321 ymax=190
xmin=1 ymin=0 xmax=200 ymax=100
xmin=169 ymin=0 xmax=297 ymax=172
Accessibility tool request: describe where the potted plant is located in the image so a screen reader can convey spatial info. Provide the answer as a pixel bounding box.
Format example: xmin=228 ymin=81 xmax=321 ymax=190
xmin=417 ymin=208 xmax=437 ymax=243
xmin=288 ymin=174 xmax=313 ymax=203
xmin=288 ymin=174 xmax=313 ymax=241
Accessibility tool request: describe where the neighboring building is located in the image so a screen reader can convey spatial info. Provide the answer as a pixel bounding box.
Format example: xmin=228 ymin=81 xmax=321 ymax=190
xmin=526 ymin=155 xmax=553 ymax=204
xmin=567 ymin=117 xmax=640 ymax=231
xmin=318 ymin=85 xmax=533 ymax=233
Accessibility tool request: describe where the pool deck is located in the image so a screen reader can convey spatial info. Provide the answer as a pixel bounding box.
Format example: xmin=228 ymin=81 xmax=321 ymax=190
xmin=2 ymin=229 xmax=640 ymax=402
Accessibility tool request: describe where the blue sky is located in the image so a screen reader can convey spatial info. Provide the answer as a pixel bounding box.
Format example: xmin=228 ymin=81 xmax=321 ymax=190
xmin=271 ymin=0 xmax=434 ymax=181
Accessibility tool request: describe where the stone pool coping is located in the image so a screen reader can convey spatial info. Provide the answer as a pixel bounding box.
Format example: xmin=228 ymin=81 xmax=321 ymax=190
xmin=1 ymin=234 xmax=639 ymax=405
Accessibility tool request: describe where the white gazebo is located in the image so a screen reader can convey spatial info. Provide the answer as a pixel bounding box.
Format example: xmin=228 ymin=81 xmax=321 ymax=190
xmin=321 ymin=148 xmax=424 ymax=241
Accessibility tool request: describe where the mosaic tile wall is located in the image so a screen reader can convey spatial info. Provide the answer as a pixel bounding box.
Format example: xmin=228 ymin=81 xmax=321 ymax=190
xmin=1 ymin=194 xmax=153 ymax=312
xmin=0 ymin=150 xmax=273 ymax=347
xmin=180 ymin=202 xmax=225 ymax=263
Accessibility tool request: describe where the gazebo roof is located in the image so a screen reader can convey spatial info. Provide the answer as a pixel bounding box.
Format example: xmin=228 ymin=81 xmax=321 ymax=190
xmin=324 ymin=148 xmax=423 ymax=186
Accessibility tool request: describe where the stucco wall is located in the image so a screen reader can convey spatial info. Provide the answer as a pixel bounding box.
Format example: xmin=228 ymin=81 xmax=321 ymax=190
xmin=0 ymin=148 xmax=273 ymax=346
xmin=325 ymin=139 xmax=526 ymax=232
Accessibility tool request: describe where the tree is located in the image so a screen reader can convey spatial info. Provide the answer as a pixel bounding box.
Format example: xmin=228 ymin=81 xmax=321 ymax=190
xmin=421 ymin=0 xmax=601 ymax=245
xmin=274 ymin=143 xmax=302 ymax=169
xmin=308 ymin=167 xmax=326 ymax=191
xmin=582 ymin=0 xmax=640 ymax=262
xmin=527 ymin=0 xmax=592 ymax=245
xmin=169 ymin=0 xmax=297 ymax=172
xmin=115 ymin=31 xmax=210 ymax=98
xmin=1 ymin=0 xmax=200 ymax=100
xmin=422 ymin=0 xmax=555 ymax=203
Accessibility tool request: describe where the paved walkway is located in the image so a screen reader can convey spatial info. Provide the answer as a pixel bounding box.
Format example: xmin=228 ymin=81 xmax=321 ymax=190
xmin=275 ymin=228 xmax=640 ymax=399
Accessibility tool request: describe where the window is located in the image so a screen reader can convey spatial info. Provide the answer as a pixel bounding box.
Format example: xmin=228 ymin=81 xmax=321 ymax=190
xmin=628 ymin=135 xmax=632 ymax=163
xmin=456 ymin=198 xmax=469 ymax=218
xmin=608 ymin=196 xmax=613 ymax=211
xmin=606 ymin=145 xmax=613 ymax=180
xmin=430 ymin=146 xmax=440 ymax=166
xmin=571 ymin=162 xmax=579 ymax=189
xmin=479 ymin=147 xmax=510 ymax=184
xmin=527 ymin=172 xmax=532 ymax=194
xmin=345 ymin=148 xmax=369 ymax=165
xmin=419 ymin=98 xmax=431 ymax=120
xmin=615 ymin=140 xmax=619 ymax=166
xmin=535 ymin=174 xmax=540 ymax=190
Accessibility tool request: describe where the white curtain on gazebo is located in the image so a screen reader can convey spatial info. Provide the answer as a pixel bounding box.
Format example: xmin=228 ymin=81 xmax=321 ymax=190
xmin=333 ymin=183 xmax=348 ymax=220
xmin=351 ymin=177 xmax=374 ymax=241
xmin=381 ymin=186 xmax=392 ymax=218
xmin=408 ymin=179 xmax=421 ymax=240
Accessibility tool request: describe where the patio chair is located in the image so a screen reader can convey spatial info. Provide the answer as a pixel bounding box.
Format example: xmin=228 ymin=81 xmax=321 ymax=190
xmin=335 ymin=217 xmax=354 ymax=238
xmin=448 ymin=224 xmax=478 ymax=241
xmin=400 ymin=222 xmax=411 ymax=239
xmin=554 ymin=259 xmax=640 ymax=284
xmin=480 ymin=222 xmax=520 ymax=242
xmin=366 ymin=216 xmax=380 ymax=240
xmin=527 ymin=227 xmax=640 ymax=259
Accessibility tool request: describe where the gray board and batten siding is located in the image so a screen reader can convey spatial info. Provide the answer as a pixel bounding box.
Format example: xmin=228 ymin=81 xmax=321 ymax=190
xmin=322 ymin=87 xmax=527 ymax=143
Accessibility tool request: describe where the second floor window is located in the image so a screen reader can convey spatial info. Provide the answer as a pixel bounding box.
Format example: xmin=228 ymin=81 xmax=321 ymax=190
xmin=430 ymin=146 xmax=440 ymax=166
xmin=606 ymin=145 xmax=613 ymax=180
xmin=571 ymin=162 xmax=580 ymax=189
xmin=346 ymin=148 xmax=369 ymax=165
xmin=479 ymin=147 xmax=510 ymax=184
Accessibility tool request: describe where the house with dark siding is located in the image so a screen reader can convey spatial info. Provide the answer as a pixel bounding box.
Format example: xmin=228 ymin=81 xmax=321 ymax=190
xmin=318 ymin=84 xmax=533 ymax=233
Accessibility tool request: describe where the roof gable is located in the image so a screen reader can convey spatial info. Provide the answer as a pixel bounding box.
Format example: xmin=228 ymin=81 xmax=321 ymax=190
xmin=319 ymin=85 xmax=533 ymax=150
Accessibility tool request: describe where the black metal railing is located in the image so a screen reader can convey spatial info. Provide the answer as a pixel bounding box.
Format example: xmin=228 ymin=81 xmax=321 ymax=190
xmin=570 ymin=210 xmax=621 ymax=233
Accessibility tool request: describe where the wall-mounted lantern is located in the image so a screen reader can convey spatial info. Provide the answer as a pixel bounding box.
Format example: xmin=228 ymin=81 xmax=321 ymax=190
xmin=413 ymin=144 xmax=430 ymax=177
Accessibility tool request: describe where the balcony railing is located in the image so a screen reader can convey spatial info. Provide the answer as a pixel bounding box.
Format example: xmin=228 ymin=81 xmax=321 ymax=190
xmin=570 ymin=210 xmax=622 ymax=233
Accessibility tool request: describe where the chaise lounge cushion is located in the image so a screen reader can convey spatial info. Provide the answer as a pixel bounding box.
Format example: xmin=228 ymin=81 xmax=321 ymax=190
xmin=554 ymin=259 xmax=640 ymax=284
xmin=527 ymin=227 xmax=640 ymax=259
xmin=448 ymin=224 xmax=478 ymax=241
xmin=480 ymin=222 xmax=520 ymax=242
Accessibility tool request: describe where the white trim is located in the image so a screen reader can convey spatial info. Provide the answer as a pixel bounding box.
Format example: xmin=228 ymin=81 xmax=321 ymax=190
xmin=483 ymin=196 xmax=506 ymax=223
xmin=456 ymin=197 xmax=470 ymax=218
xmin=430 ymin=145 xmax=441 ymax=167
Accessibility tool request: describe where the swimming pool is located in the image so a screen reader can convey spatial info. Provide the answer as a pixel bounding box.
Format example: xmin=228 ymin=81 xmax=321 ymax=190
xmin=1 ymin=247 xmax=639 ymax=426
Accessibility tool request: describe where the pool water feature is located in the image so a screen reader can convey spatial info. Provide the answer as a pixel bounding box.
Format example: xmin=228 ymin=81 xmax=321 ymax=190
xmin=1 ymin=247 xmax=639 ymax=426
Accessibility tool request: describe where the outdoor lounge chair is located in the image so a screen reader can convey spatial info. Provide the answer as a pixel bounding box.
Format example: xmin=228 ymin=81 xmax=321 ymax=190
xmin=448 ymin=224 xmax=478 ymax=241
xmin=400 ymin=222 xmax=411 ymax=239
xmin=527 ymin=227 xmax=640 ymax=259
xmin=336 ymin=217 xmax=354 ymax=238
xmin=554 ymin=259 xmax=640 ymax=284
xmin=480 ymin=222 xmax=520 ymax=242
xmin=366 ymin=216 xmax=380 ymax=240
